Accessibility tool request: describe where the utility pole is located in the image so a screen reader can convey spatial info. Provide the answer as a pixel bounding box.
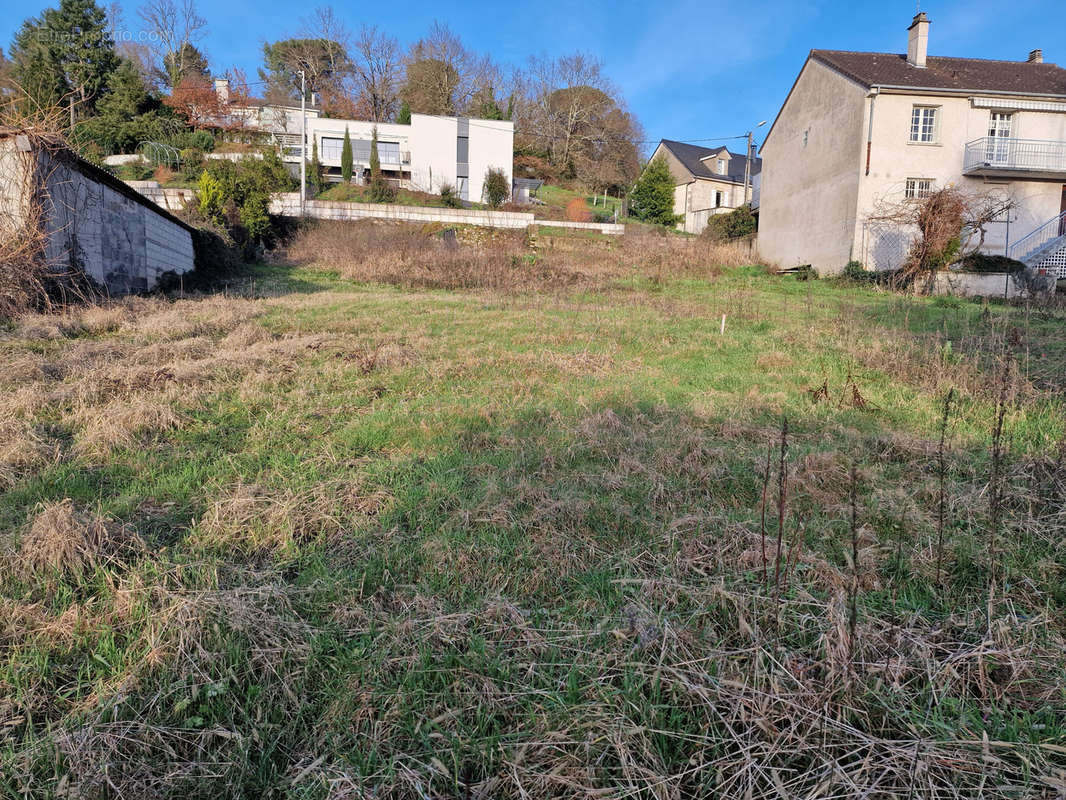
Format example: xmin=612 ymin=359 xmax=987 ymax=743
xmin=744 ymin=120 xmax=768 ymax=206
xmin=299 ymin=70 xmax=306 ymax=217
xmin=743 ymin=132 xmax=753 ymax=206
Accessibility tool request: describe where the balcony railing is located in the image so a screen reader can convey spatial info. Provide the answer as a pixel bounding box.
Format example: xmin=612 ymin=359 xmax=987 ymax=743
xmin=963 ymin=137 xmax=1066 ymax=177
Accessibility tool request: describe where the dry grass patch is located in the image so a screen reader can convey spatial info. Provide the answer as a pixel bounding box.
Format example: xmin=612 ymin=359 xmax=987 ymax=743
xmin=188 ymin=479 xmax=385 ymax=559
xmin=71 ymin=395 xmax=185 ymax=459
xmin=0 ymin=421 xmax=57 ymax=489
xmin=285 ymin=219 xmax=749 ymax=291
xmin=8 ymin=499 xmax=144 ymax=581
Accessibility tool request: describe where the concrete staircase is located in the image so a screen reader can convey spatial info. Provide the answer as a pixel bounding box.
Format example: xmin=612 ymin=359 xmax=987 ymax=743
xmin=1009 ymin=210 xmax=1066 ymax=279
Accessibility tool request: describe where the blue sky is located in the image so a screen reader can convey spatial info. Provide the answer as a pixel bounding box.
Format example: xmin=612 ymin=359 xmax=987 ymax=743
xmin=4 ymin=0 xmax=1065 ymax=155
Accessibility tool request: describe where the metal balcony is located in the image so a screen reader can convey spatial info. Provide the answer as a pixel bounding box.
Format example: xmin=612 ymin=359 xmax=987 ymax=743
xmin=963 ymin=137 xmax=1066 ymax=180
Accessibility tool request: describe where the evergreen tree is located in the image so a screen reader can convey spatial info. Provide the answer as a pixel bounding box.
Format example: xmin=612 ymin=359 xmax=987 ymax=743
xmin=161 ymin=42 xmax=209 ymax=89
xmin=341 ymin=125 xmax=353 ymax=183
xmin=10 ymin=0 xmax=119 ymax=122
xmin=367 ymin=125 xmax=394 ymax=202
xmin=396 ymin=100 xmax=411 ymax=125
xmin=305 ymin=136 xmax=322 ymax=197
xmin=369 ymin=125 xmax=380 ymax=179
xmin=629 ymin=157 xmax=679 ymax=227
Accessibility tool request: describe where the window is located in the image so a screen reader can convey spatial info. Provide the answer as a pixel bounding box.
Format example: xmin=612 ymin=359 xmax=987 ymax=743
xmin=910 ymin=106 xmax=939 ymax=143
xmin=377 ymin=141 xmax=400 ymax=165
xmin=905 ymin=178 xmax=935 ymax=199
xmin=717 ymin=158 xmax=726 ymax=175
xmin=986 ymin=112 xmax=1013 ymax=164
xmin=456 ymin=136 xmax=469 ymax=177
xmin=320 ymin=137 xmax=344 ymax=161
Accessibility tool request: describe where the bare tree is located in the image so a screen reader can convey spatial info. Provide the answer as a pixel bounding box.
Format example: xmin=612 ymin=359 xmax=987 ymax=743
xmin=520 ymin=53 xmax=641 ymax=190
xmin=401 ymin=22 xmax=497 ymax=116
xmin=138 ymin=0 xmax=207 ymax=89
xmin=350 ymin=24 xmax=401 ymax=122
xmin=868 ymin=187 xmax=1017 ymax=290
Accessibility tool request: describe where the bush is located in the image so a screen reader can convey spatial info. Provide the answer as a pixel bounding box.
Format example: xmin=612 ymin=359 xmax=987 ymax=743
xmin=703 ymin=204 xmax=756 ymax=241
xmin=439 ymin=183 xmax=462 ymax=208
xmin=483 ymin=168 xmax=510 ymax=208
xmin=173 ymin=130 xmax=215 ymax=152
xmin=179 ymin=149 xmax=205 ymax=182
xmin=197 ymin=152 xmax=293 ymax=254
xmin=112 ymin=162 xmax=155 ymax=182
xmin=566 ymin=197 xmax=592 ymax=222
xmin=842 ymin=260 xmax=870 ymax=281
xmin=956 ymin=253 xmax=1026 ymax=274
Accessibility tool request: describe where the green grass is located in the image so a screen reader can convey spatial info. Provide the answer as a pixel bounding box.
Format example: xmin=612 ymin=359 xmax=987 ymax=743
xmin=534 ymin=184 xmax=622 ymax=217
xmin=1 ymin=263 xmax=1065 ymax=797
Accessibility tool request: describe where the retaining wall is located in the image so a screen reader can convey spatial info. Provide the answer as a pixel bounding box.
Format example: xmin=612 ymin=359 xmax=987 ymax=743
xmin=270 ymin=193 xmax=625 ymax=234
xmin=125 ymin=181 xmax=195 ymax=212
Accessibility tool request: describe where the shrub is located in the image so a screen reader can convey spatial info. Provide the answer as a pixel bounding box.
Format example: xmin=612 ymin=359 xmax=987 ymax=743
xmin=566 ymin=197 xmax=592 ymax=222
xmin=703 ymin=204 xmax=756 ymax=241
xmin=483 ymin=168 xmax=510 ymax=208
xmin=630 ymin=157 xmax=679 ymax=227
xmin=179 ymin=148 xmax=205 ymax=182
xmin=843 ymin=260 xmax=870 ymax=281
xmin=439 ymin=183 xmax=462 ymax=208
xmin=956 ymin=253 xmax=1026 ymax=274
xmin=176 ymin=130 xmax=215 ymax=152
xmin=197 ymin=152 xmax=293 ymax=252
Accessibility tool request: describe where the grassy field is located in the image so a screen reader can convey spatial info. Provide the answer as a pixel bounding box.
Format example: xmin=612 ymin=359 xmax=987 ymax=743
xmin=2 ymin=231 xmax=1065 ymax=798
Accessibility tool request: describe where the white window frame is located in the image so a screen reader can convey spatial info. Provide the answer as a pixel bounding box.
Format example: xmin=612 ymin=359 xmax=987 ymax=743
xmin=905 ymin=177 xmax=935 ymax=199
xmin=985 ymin=112 xmax=1013 ymax=164
xmin=717 ymin=158 xmax=726 ymax=175
xmin=909 ymin=105 xmax=940 ymax=144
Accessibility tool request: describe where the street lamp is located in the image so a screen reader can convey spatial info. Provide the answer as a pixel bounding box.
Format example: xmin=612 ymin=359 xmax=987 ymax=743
xmin=299 ymin=70 xmax=306 ymax=216
xmin=744 ymin=120 xmax=767 ymax=205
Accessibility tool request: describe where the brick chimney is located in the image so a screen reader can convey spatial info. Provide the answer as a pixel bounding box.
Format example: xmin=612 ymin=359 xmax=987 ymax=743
xmin=213 ymin=78 xmax=230 ymax=104
xmin=907 ymin=12 xmax=930 ymax=69
xmin=1028 ymin=49 xmax=1044 ymax=63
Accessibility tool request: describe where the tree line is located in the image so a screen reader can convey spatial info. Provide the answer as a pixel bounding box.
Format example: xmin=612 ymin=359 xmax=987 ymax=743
xmin=0 ymin=0 xmax=643 ymax=192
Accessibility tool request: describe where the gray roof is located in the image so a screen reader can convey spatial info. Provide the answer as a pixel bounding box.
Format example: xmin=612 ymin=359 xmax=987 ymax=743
xmin=657 ymin=139 xmax=760 ymax=185
xmin=811 ymin=49 xmax=1066 ymax=96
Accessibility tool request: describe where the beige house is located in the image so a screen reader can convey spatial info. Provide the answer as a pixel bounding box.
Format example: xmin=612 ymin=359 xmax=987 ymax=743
xmin=758 ymin=13 xmax=1066 ymax=278
xmin=647 ymin=139 xmax=760 ymax=233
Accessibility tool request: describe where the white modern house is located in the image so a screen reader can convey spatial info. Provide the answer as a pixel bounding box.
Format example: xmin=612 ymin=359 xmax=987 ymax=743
xmin=208 ymin=80 xmax=514 ymax=204
xmin=758 ymin=13 xmax=1066 ymax=278
xmin=302 ymin=115 xmax=514 ymax=203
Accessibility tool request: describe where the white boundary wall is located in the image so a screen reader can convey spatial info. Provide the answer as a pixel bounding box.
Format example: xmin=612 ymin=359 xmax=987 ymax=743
xmin=270 ymin=194 xmax=625 ymax=234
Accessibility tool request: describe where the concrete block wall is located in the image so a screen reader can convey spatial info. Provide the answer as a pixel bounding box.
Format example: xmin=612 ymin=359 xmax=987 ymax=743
xmin=27 ymin=146 xmax=196 ymax=294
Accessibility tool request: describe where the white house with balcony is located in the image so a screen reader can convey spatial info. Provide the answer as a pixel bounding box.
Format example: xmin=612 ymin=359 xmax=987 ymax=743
xmin=296 ymin=114 xmax=513 ymax=204
xmin=758 ymin=12 xmax=1066 ymax=279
